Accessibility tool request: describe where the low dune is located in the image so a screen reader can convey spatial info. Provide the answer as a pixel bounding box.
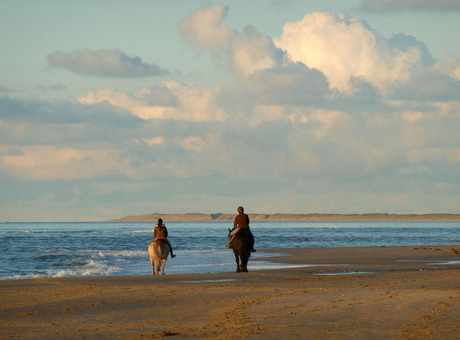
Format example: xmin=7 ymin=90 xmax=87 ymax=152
xmin=110 ymin=212 xmax=460 ymax=222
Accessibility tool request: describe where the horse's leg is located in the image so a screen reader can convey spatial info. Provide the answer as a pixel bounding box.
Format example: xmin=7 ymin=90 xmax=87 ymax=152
xmin=155 ymin=260 xmax=161 ymax=275
xmin=241 ymin=254 xmax=248 ymax=272
xmin=161 ymin=258 xmax=166 ymax=275
xmin=150 ymin=258 xmax=156 ymax=275
xmin=233 ymin=250 xmax=241 ymax=272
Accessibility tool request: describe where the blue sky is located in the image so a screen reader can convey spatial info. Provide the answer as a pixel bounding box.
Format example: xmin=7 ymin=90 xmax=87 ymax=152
xmin=1 ymin=0 xmax=459 ymax=221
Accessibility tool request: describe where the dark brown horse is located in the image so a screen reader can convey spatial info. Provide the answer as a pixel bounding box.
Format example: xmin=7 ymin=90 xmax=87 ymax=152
xmin=228 ymin=228 xmax=255 ymax=272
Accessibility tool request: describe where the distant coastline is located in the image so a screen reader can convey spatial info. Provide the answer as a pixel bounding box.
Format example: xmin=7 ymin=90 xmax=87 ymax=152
xmin=109 ymin=213 xmax=460 ymax=222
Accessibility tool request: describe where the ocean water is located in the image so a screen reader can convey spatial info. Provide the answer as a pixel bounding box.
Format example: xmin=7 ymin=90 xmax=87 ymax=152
xmin=1 ymin=221 xmax=458 ymax=280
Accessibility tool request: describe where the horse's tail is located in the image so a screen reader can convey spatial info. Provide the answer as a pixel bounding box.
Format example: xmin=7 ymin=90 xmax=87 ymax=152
xmin=232 ymin=228 xmax=254 ymax=257
xmin=148 ymin=239 xmax=164 ymax=257
xmin=150 ymin=239 xmax=169 ymax=259
xmin=240 ymin=246 xmax=252 ymax=260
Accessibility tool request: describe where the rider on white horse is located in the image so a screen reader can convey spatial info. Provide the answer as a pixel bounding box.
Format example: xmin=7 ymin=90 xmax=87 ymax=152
xmin=154 ymin=218 xmax=176 ymax=258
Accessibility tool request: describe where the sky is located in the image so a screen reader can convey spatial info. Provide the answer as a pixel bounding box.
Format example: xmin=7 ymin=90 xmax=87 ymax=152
xmin=1 ymin=0 xmax=459 ymax=222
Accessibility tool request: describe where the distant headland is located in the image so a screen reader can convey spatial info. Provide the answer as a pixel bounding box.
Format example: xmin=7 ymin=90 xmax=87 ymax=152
xmin=109 ymin=213 xmax=460 ymax=222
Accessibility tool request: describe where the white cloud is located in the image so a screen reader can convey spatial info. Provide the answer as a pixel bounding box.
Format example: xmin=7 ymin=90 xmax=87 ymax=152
xmin=244 ymin=62 xmax=330 ymax=105
xmin=182 ymin=136 xmax=206 ymax=152
xmin=78 ymin=88 xmax=171 ymax=120
xmin=79 ymin=82 xmax=226 ymax=122
xmin=135 ymin=86 xmax=179 ymax=107
xmin=142 ymin=137 xmax=164 ymax=146
xmin=274 ymin=12 xmax=424 ymax=93
xmin=180 ymin=5 xmax=283 ymax=79
xmin=179 ymin=5 xmax=233 ymax=58
xmin=389 ymin=67 xmax=460 ymax=101
xmin=168 ymin=81 xmax=226 ymax=121
xmin=230 ymin=25 xmax=282 ymax=78
xmin=434 ymin=101 xmax=460 ymax=118
xmin=310 ymin=109 xmax=342 ymax=139
xmin=47 ymin=48 xmax=170 ymax=78
xmin=402 ymin=112 xmax=424 ymax=122
xmin=251 ymin=105 xmax=285 ymax=125
xmin=0 ymin=145 xmax=132 ymax=180
xmin=435 ymin=55 xmax=460 ymax=80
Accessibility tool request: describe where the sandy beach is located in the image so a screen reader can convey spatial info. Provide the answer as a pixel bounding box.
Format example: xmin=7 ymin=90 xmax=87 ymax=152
xmin=1 ymin=245 xmax=459 ymax=339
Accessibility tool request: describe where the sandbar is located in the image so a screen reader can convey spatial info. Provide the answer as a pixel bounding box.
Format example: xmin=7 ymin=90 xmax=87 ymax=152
xmin=1 ymin=245 xmax=459 ymax=339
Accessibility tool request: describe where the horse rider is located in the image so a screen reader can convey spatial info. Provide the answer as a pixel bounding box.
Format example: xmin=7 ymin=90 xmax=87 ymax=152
xmin=154 ymin=218 xmax=176 ymax=258
xmin=225 ymin=206 xmax=256 ymax=252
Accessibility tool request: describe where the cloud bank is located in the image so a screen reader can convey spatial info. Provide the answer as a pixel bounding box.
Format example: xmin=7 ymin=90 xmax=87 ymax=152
xmin=1 ymin=5 xmax=459 ymax=220
xmin=360 ymin=0 xmax=460 ymax=12
xmin=47 ymin=48 xmax=170 ymax=77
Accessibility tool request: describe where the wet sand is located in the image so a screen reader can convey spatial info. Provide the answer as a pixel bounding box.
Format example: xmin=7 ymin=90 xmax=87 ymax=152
xmin=1 ymin=245 xmax=459 ymax=339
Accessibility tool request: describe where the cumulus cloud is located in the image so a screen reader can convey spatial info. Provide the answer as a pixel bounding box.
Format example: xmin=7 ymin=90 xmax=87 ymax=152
xmin=388 ymin=33 xmax=434 ymax=67
xmin=78 ymin=88 xmax=170 ymax=120
xmin=230 ymin=25 xmax=284 ymax=78
xmin=0 ymin=145 xmax=132 ymax=180
xmin=182 ymin=136 xmax=206 ymax=152
xmin=135 ymin=86 xmax=179 ymax=107
xmin=179 ymin=5 xmax=233 ymax=58
xmin=274 ymin=12 xmax=427 ymax=93
xmin=390 ymin=68 xmax=460 ymax=102
xmin=142 ymin=137 xmax=164 ymax=146
xmin=245 ymin=62 xmax=330 ymax=106
xmin=180 ymin=5 xmax=284 ymax=78
xmin=78 ymin=81 xmax=226 ymax=122
xmin=0 ymin=95 xmax=143 ymax=127
xmin=0 ymin=96 xmax=221 ymax=182
xmin=360 ymin=0 xmax=460 ymax=12
xmin=435 ymin=55 xmax=460 ymax=80
xmin=47 ymin=48 xmax=170 ymax=77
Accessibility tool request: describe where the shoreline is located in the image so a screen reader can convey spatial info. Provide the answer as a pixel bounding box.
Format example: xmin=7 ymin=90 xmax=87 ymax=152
xmin=1 ymin=245 xmax=459 ymax=338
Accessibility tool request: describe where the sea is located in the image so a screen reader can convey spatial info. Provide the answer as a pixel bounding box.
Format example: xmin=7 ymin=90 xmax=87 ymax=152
xmin=1 ymin=221 xmax=459 ymax=280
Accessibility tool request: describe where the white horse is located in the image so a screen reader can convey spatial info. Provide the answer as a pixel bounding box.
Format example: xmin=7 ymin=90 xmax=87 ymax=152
xmin=148 ymin=240 xmax=169 ymax=275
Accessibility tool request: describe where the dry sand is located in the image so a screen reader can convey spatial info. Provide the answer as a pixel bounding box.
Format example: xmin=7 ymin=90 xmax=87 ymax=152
xmin=1 ymin=245 xmax=459 ymax=339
